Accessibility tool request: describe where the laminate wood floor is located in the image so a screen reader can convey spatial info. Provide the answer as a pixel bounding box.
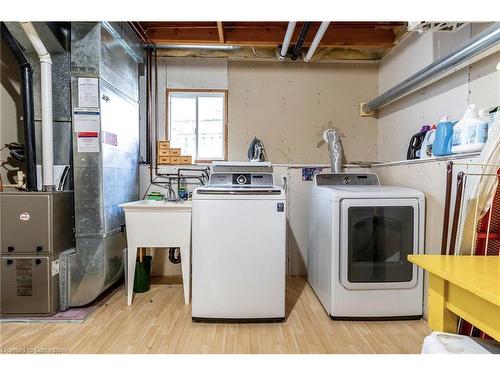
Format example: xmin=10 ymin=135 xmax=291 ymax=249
xmin=0 ymin=277 xmax=429 ymax=354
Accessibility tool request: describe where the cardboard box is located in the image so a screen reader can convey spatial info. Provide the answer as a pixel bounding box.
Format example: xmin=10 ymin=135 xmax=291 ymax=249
xmin=180 ymin=156 xmax=192 ymax=164
xmin=169 ymin=148 xmax=181 ymax=156
xmin=169 ymin=156 xmax=181 ymax=164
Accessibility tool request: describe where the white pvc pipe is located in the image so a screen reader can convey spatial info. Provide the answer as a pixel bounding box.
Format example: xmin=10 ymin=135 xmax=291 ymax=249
xmin=279 ymin=22 xmax=297 ymax=60
xmin=21 ymin=22 xmax=54 ymax=190
xmin=304 ymin=21 xmax=330 ymax=62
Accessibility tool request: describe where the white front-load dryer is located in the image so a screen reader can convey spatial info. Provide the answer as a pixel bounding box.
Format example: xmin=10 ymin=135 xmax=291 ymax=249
xmin=308 ymin=173 xmax=425 ymax=319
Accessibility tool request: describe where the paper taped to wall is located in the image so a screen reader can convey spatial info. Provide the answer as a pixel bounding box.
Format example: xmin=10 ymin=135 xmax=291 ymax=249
xmin=77 ymin=77 xmax=99 ymax=108
xmin=74 ymin=109 xmax=100 ymax=133
xmin=77 ymin=132 xmax=100 ymax=153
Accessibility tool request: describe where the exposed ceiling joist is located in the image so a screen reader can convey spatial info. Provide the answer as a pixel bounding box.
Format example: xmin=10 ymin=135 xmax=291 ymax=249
xmin=138 ymin=21 xmax=407 ymax=61
xmin=217 ymin=21 xmax=224 ymax=44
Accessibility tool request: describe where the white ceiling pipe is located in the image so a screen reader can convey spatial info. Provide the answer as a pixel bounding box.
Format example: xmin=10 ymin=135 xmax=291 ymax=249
xmin=304 ymin=21 xmax=330 ymax=62
xmin=278 ymin=22 xmax=297 ymax=60
xmin=20 ymin=22 xmax=54 ymax=190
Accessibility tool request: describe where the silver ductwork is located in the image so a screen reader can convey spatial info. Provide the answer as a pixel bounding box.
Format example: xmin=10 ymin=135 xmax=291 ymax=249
xmin=323 ymin=128 xmax=344 ymax=173
xmin=61 ymin=22 xmax=142 ymax=308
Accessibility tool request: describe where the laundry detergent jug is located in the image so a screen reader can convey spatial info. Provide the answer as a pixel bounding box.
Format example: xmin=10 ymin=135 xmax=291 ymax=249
xmin=420 ymin=125 xmax=436 ymax=159
xmin=407 ymin=125 xmax=431 ymax=160
xmin=432 ymin=116 xmax=455 ymax=156
xmin=452 ymin=104 xmax=488 ymax=154
xmin=479 ymin=108 xmax=492 ymax=138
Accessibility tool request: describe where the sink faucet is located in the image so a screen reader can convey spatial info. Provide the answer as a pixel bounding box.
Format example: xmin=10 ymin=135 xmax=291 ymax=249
xmin=165 ymin=183 xmax=178 ymax=202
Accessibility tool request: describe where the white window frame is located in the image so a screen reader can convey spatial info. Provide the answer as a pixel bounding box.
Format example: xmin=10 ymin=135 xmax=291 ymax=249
xmin=166 ymin=89 xmax=228 ymax=162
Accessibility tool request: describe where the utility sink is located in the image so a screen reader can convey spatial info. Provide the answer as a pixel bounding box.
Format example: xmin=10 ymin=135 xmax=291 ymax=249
xmin=119 ymin=199 xmax=192 ymax=211
xmin=119 ymin=199 xmax=192 ymax=305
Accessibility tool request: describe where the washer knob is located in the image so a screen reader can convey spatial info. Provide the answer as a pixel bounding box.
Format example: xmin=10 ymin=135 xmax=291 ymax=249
xmin=236 ymin=175 xmax=247 ymax=185
xmin=343 ymin=176 xmax=352 ymax=185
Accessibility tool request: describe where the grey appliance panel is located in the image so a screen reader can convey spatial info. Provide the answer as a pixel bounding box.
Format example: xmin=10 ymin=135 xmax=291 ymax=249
xmin=1 ymin=255 xmax=59 ymax=315
xmin=0 ymin=192 xmax=74 ymax=255
xmin=316 ymin=173 xmax=380 ymax=186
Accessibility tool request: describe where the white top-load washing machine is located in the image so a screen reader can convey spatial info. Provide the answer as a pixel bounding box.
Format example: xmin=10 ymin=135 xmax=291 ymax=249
xmin=191 ymin=162 xmax=286 ymax=322
xmin=308 ymin=173 xmax=425 ymax=319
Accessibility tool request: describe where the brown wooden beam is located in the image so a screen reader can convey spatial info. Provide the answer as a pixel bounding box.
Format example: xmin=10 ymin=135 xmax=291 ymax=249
xmin=146 ymin=24 xmax=398 ymax=48
xmin=217 ymin=21 xmax=225 ymax=44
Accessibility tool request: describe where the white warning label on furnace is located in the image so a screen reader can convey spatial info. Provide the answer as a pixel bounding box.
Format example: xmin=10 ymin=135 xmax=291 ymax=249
xmin=77 ymin=132 xmax=100 ymax=153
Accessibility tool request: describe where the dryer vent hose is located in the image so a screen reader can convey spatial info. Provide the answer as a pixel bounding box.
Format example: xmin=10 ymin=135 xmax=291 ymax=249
xmin=323 ymin=128 xmax=344 ymax=173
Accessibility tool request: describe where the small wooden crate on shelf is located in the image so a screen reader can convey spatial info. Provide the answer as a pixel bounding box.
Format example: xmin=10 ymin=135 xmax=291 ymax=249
xmin=156 ymin=141 xmax=192 ymax=165
xmin=169 ymin=148 xmax=181 ymax=157
xmin=157 ymin=156 xmax=170 ymax=165
xmin=157 ymin=140 xmax=170 ymax=150
xmin=180 ymin=156 xmax=192 ymax=165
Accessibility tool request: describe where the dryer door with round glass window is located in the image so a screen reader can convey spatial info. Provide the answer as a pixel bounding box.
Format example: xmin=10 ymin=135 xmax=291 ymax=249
xmin=340 ymin=198 xmax=421 ymax=290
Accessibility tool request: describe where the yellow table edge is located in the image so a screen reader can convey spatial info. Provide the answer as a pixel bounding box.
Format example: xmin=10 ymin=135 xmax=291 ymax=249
xmin=408 ymin=254 xmax=500 ymax=342
xmin=408 ymin=254 xmax=500 ymax=306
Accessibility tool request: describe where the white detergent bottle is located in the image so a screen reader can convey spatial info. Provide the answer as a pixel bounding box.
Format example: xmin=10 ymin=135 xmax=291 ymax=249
xmin=479 ymin=108 xmax=491 ymax=137
xmin=451 ymin=104 xmax=488 ymax=154
xmin=420 ymin=125 xmax=436 ymax=159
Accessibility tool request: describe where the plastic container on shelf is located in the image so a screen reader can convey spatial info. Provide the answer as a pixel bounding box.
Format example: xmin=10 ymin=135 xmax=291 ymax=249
xmin=407 ymin=125 xmax=431 ymax=160
xmin=420 ymin=125 xmax=436 ymax=159
xmin=479 ymin=108 xmax=492 ymax=137
xmin=451 ymin=104 xmax=489 ymax=154
xmin=432 ymin=116 xmax=455 ymax=156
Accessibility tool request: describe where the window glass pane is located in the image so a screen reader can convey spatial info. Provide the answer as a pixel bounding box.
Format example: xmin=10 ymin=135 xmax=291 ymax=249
xmin=169 ymin=95 xmax=196 ymax=158
xmin=197 ymin=95 xmax=224 ymax=160
xmin=347 ymin=206 xmax=414 ymax=283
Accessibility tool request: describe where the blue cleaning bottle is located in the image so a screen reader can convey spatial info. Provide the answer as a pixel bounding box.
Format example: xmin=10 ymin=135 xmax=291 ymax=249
xmin=432 ymin=116 xmax=455 ymax=156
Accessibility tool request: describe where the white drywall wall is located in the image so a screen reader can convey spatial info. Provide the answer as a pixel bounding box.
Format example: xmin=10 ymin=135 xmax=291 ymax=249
xmin=228 ymin=60 xmax=378 ymax=164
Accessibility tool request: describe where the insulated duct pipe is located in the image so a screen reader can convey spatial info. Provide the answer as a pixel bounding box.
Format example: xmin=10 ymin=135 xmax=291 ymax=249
xmin=304 ymin=21 xmax=330 ymax=62
xmin=323 ymin=128 xmax=343 ymax=173
xmin=1 ymin=23 xmax=37 ymax=190
xmin=20 ymin=22 xmax=55 ymax=190
xmin=290 ymin=22 xmax=311 ymax=60
xmin=363 ymin=22 xmax=500 ymax=113
xmin=278 ymin=22 xmax=297 ymax=60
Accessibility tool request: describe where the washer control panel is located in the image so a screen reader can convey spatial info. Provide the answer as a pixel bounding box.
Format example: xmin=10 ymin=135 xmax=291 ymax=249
xmin=209 ymin=173 xmax=274 ymax=187
xmin=233 ymin=174 xmax=250 ymax=185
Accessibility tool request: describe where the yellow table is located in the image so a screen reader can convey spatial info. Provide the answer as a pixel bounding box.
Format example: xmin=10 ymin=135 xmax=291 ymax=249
xmin=408 ymin=255 xmax=500 ymax=341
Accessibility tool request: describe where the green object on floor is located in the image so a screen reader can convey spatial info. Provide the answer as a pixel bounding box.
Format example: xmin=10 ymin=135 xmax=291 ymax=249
xmin=146 ymin=192 xmax=164 ymax=201
xmin=134 ymin=255 xmax=152 ymax=293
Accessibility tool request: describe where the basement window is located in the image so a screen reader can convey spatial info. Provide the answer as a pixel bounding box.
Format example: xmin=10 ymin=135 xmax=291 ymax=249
xmin=167 ymin=90 xmax=227 ymax=162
